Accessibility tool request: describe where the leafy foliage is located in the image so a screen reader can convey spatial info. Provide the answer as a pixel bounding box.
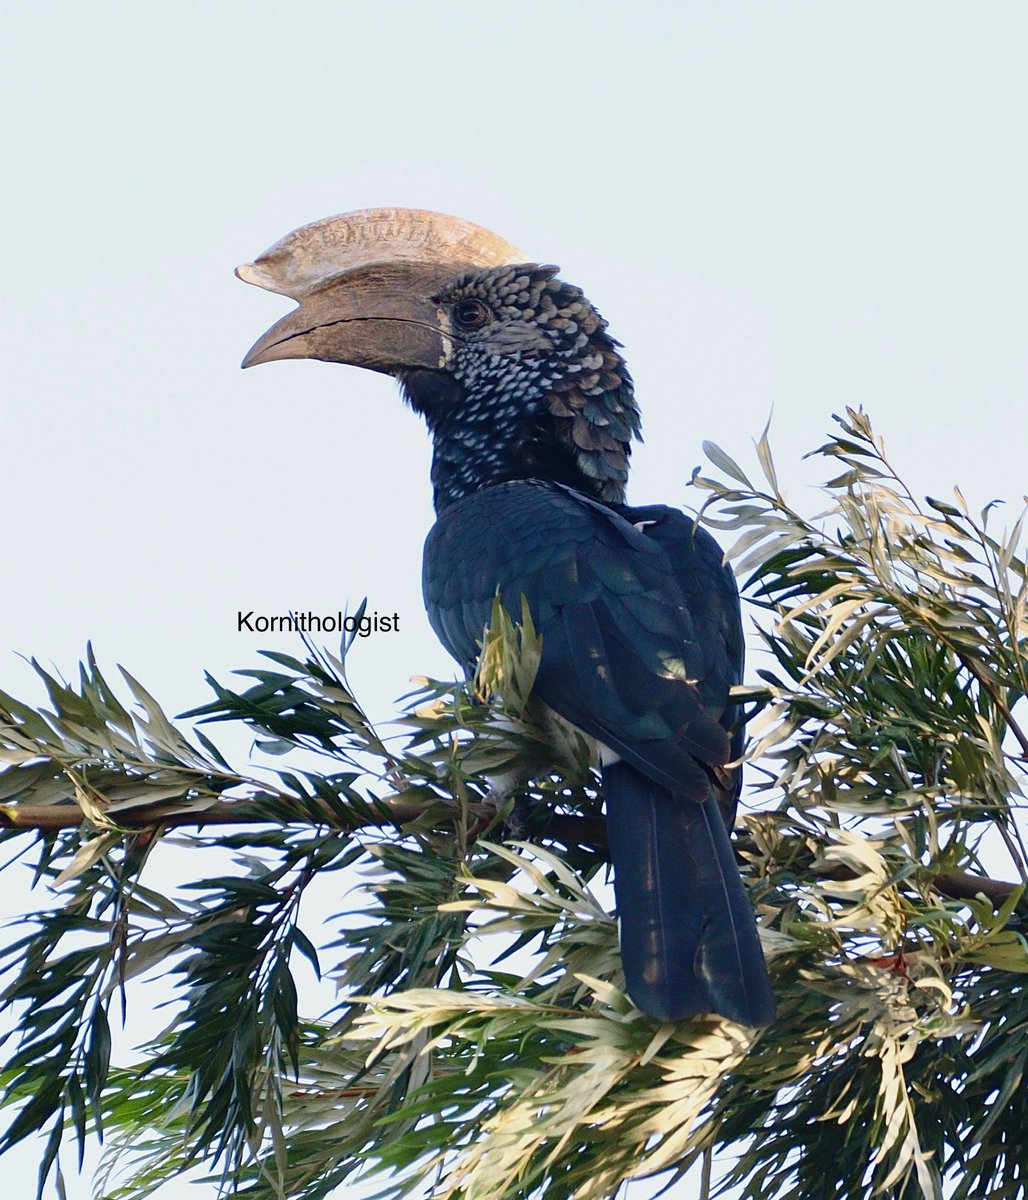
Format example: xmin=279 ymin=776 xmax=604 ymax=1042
xmin=0 ymin=411 xmax=1025 ymax=1200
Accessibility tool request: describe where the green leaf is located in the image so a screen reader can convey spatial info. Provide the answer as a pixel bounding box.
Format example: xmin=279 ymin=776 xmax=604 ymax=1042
xmin=702 ymin=440 xmax=753 ymax=488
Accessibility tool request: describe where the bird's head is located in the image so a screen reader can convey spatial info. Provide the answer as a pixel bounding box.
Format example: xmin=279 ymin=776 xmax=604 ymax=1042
xmin=238 ymin=208 xmax=640 ymax=510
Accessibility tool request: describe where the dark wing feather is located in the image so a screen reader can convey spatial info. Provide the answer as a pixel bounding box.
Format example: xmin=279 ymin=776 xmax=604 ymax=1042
xmin=423 ymin=480 xmax=731 ymax=801
xmin=607 ymin=501 xmax=746 ymax=823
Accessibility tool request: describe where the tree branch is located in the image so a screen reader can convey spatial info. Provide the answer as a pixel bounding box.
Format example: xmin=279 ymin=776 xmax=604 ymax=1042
xmin=0 ymin=795 xmax=434 ymax=833
xmin=1 ymin=797 xmax=1019 ymax=907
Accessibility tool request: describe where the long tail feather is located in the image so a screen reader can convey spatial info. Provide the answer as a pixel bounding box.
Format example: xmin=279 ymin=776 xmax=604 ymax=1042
xmin=603 ymin=760 xmax=775 ymax=1025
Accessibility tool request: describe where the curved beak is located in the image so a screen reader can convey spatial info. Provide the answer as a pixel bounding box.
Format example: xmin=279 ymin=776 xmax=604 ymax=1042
xmin=238 ymin=262 xmax=453 ymax=375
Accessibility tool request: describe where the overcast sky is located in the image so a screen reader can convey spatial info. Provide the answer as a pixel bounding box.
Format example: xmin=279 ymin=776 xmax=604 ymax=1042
xmin=2 ymin=3 xmax=1027 ymax=1197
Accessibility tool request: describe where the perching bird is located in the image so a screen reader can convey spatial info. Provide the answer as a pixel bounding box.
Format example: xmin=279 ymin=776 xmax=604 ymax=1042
xmin=237 ymin=209 xmax=775 ymax=1026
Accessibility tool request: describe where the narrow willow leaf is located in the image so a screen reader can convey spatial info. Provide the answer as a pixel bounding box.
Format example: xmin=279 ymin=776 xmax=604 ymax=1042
xmin=754 ymin=414 xmax=780 ymax=494
xmin=53 ymin=832 xmax=120 ymax=886
xmin=702 ymin=440 xmax=753 ymax=487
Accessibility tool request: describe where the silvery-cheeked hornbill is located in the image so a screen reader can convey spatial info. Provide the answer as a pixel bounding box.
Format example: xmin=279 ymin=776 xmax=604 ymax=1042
xmin=237 ymin=209 xmax=775 ymax=1026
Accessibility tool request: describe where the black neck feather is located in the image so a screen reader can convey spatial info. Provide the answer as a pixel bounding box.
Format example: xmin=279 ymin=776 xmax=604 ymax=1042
xmin=400 ymin=370 xmax=626 ymax=512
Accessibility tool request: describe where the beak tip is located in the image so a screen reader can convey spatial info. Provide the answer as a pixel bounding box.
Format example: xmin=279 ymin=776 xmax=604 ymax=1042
xmin=241 ymin=341 xmax=272 ymax=369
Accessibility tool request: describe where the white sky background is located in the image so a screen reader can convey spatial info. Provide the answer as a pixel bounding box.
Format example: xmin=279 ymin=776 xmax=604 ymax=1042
xmin=2 ymin=2 xmax=1027 ymax=1197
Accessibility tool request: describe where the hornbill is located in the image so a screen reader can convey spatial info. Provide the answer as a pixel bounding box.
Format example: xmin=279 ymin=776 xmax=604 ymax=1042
xmin=237 ymin=209 xmax=775 ymax=1026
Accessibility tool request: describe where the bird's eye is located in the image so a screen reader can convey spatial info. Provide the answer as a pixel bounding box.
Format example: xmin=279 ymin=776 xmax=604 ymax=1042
xmin=452 ymin=298 xmax=492 ymax=330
